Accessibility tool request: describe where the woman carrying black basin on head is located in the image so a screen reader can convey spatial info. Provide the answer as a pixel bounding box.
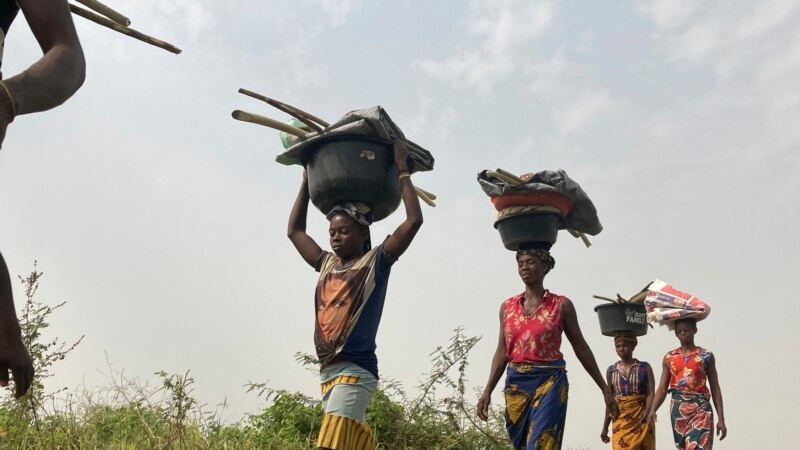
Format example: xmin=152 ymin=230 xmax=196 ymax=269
xmin=600 ymin=333 xmax=655 ymax=449
xmin=287 ymin=139 xmax=422 ymax=450
xmin=476 ymin=244 xmax=618 ymax=450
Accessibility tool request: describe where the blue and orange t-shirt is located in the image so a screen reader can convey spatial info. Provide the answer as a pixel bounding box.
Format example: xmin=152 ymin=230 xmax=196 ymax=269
xmin=314 ymin=244 xmax=395 ymax=379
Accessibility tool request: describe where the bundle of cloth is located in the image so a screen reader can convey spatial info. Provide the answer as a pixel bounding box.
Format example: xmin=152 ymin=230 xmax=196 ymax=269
xmin=477 ymin=169 xmax=603 ymax=236
xmin=276 ymin=106 xmax=434 ymax=173
xmin=644 ymin=279 xmax=710 ymax=329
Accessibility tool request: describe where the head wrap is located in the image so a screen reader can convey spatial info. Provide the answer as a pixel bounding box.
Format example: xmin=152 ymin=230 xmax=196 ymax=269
xmin=326 ymin=202 xmax=373 ymax=226
xmin=614 ymin=334 xmax=638 ymax=345
xmin=516 ymin=247 xmax=556 ymax=273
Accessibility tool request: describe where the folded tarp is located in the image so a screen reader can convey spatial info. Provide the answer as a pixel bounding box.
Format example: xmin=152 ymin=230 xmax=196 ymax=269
xmin=477 ymin=169 xmax=602 ymax=236
xmin=276 ymin=106 xmax=434 ymax=173
xmin=645 ymin=279 xmax=711 ymax=329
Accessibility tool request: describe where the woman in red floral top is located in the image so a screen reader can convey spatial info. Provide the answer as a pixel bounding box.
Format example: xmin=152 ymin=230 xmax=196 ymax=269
xmin=649 ymin=318 xmax=727 ymax=449
xmin=476 ymin=246 xmax=618 ymax=450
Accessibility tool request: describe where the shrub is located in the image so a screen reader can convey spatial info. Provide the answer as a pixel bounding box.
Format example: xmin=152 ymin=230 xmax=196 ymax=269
xmin=1 ymin=266 xmax=510 ymax=449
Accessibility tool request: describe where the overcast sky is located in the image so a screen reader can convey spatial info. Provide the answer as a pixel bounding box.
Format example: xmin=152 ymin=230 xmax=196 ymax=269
xmin=1 ymin=1 xmax=798 ymax=448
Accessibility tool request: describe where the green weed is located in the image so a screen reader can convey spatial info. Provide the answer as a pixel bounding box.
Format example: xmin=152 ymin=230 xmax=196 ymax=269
xmin=1 ymin=266 xmax=510 ymax=449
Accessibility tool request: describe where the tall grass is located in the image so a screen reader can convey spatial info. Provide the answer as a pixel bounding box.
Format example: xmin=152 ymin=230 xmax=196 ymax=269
xmin=0 ymin=266 xmax=510 ymax=449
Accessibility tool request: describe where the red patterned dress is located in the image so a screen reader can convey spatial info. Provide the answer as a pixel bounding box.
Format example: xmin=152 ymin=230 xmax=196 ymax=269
xmin=664 ymin=347 xmax=715 ymax=449
xmin=501 ymin=291 xmax=569 ymax=450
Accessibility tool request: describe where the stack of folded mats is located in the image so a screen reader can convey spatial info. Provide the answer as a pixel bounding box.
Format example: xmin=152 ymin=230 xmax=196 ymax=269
xmin=644 ymin=279 xmax=711 ymax=329
xmin=477 ymin=169 xmax=602 ymax=249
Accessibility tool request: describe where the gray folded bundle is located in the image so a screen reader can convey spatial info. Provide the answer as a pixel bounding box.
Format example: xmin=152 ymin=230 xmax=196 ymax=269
xmin=477 ymin=169 xmax=603 ymax=236
xmin=276 ymin=106 xmax=434 ymax=173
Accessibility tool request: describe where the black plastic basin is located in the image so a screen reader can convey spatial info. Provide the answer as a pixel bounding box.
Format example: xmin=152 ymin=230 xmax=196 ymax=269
xmin=303 ymin=136 xmax=402 ymax=222
xmin=494 ymin=212 xmax=560 ymax=251
xmin=593 ymin=303 xmax=648 ymax=337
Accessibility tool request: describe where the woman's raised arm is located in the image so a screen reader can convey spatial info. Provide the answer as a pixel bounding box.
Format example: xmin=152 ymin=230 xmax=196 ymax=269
xmin=287 ymin=171 xmax=323 ymax=268
xmin=383 ymin=140 xmax=423 ymax=259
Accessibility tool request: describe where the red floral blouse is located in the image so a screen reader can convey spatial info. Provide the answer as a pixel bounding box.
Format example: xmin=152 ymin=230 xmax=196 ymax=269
xmin=664 ymin=347 xmax=712 ymax=397
xmin=502 ymin=290 xmax=566 ymax=364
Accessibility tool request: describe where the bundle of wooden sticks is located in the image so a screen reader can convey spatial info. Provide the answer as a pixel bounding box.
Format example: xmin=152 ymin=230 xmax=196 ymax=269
xmin=69 ymin=0 xmax=181 ymax=54
xmin=593 ymin=291 xmax=649 ymax=304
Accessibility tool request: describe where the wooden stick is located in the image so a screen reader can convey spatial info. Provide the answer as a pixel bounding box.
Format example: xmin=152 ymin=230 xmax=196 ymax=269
xmin=69 ymin=4 xmax=182 ymax=54
xmin=238 ymin=89 xmax=323 ymax=132
xmin=414 ymin=186 xmax=437 ymax=201
xmin=414 ymin=187 xmax=436 ymax=207
xmin=496 ymin=168 xmax=525 ymax=185
xmin=231 ymin=110 xmax=308 ymax=137
xmin=75 ymin=0 xmax=130 ymax=26
xmin=567 ymin=228 xmax=592 ymax=247
xmin=486 ymin=170 xmax=522 ymax=186
xmin=578 ymin=231 xmax=592 ymax=247
xmin=488 ymin=170 xmax=521 ymax=186
xmin=616 ymin=293 xmax=628 ymax=303
xmin=238 ymin=88 xmax=329 ymax=129
xmin=593 ymin=295 xmax=617 ymax=303
xmin=628 ymin=291 xmax=648 ymax=304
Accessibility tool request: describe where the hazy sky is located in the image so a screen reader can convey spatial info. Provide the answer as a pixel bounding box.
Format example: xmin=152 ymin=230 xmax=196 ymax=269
xmin=1 ymin=1 xmax=798 ymax=448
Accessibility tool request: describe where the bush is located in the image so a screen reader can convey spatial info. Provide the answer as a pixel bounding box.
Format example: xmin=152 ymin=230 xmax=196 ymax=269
xmin=1 ymin=266 xmax=510 ymax=449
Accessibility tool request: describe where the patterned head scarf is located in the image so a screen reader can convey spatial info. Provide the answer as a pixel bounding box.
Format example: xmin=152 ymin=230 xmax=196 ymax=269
xmin=614 ymin=334 xmax=638 ymax=345
xmin=326 ymin=202 xmax=373 ymax=226
xmin=516 ymin=248 xmax=556 ymax=273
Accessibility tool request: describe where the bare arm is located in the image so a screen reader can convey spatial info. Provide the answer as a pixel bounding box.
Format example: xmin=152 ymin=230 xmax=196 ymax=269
xmin=382 ymin=140 xmax=423 ymax=259
xmin=706 ymin=353 xmax=727 ymax=440
xmin=561 ymin=298 xmax=619 ymax=418
xmin=642 ymin=362 xmax=655 ymax=423
xmin=476 ymin=305 xmax=508 ymax=421
xmin=563 ymin=298 xmax=604 ymax=388
xmin=0 ymin=0 xmax=83 ymax=399
xmin=647 ymin=360 xmax=670 ymax=423
xmin=562 ymin=298 xmax=618 ymax=418
xmin=287 ymin=171 xmax=323 ymax=268
xmin=1 ymin=0 xmax=86 ymax=144
xmin=0 ymin=253 xmax=33 ymax=398
xmin=600 ymin=370 xmax=612 ymax=443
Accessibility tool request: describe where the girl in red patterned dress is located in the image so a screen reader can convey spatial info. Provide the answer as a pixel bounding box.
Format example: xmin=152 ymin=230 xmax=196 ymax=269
xmin=648 ymin=319 xmax=727 ymax=449
xmin=476 ymin=246 xmax=618 ymax=450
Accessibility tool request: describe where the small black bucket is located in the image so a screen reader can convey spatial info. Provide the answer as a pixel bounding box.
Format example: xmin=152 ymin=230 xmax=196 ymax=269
xmin=494 ymin=212 xmax=560 ymax=251
xmin=593 ymin=303 xmax=648 ymax=337
xmin=303 ymin=136 xmax=402 ymax=222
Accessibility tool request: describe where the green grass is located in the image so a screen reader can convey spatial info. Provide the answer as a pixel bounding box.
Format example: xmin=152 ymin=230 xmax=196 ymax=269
xmin=0 ymin=353 xmax=509 ymax=449
xmin=1 ymin=266 xmax=510 ymax=449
